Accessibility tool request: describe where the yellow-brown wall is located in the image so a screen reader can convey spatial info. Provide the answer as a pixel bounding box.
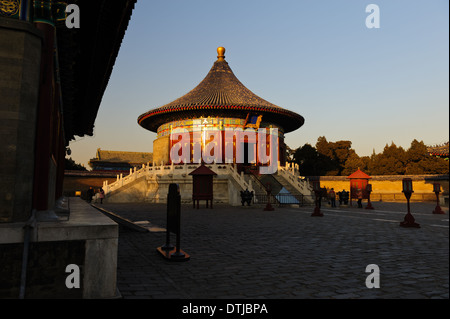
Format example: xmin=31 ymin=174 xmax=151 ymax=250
xmin=312 ymin=175 xmax=448 ymax=202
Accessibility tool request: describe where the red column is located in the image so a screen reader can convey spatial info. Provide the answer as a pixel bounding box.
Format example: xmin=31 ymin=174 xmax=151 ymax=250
xmin=32 ymin=22 xmax=56 ymax=210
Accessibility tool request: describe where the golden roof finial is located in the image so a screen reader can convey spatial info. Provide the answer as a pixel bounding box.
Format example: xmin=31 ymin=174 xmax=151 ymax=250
xmin=217 ymin=47 xmax=225 ymax=61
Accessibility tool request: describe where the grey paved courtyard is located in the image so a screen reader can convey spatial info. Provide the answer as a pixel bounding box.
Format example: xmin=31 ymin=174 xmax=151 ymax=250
xmin=96 ymin=201 xmax=449 ymax=299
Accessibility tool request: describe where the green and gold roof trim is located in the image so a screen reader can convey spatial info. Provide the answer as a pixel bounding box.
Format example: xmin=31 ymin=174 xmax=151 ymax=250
xmin=138 ymin=47 xmax=305 ymax=134
xmin=0 ymin=0 xmax=68 ymax=24
xmin=0 ymin=0 xmax=22 ymax=19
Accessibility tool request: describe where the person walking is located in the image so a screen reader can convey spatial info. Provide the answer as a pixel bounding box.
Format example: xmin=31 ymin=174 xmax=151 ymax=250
xmin=87 ymin=186 xmax=94 ymax=203
xmin=356 ymin=188 xmax=363 ymax=208
xmin=99 ymin=188 xmax=105 ymax=204
xmin=329 ymin=188 xmax=336 ymax=207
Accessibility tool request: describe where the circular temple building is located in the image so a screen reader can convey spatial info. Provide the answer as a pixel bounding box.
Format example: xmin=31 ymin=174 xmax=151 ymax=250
xmin=138 ymin=47 xmax=304 ymax=169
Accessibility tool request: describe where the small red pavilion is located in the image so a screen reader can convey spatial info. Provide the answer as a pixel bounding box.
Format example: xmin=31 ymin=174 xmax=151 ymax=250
xmin=347 ymin=168 xmax=372 ymax=203
xmin=189 ymin=164 xmax=217 ymax=209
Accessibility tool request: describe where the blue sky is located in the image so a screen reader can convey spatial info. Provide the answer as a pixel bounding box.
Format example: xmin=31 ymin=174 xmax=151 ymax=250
xmin=68 ymin=0 xmax=449 ymax=168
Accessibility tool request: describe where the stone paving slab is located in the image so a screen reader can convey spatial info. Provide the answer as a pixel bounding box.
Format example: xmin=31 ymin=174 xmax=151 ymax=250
xmin=96 ymin=201 xmax=449 ymax=299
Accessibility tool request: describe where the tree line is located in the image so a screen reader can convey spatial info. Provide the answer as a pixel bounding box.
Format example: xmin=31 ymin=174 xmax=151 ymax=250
xmin=292 ymin=136 xmax=449 ymax=176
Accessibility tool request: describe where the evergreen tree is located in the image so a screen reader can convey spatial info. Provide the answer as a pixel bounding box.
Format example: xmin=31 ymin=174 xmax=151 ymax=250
xmin=293 ymin=143 xmax=327 ymax=176
xmin=342 ymin=153 xmax=370 ymax=176
xmin=315 ymin=136 xmax=339 ymax=175
xmin=315 ymin=136 xmax=353 ymax=175
xmin=368 ymin=142 xmax=406 ymax=175
xmin=405 ymin=140 xmax=449 ymax=174
xmin=294 ymin=138 xmax=448 ymax=176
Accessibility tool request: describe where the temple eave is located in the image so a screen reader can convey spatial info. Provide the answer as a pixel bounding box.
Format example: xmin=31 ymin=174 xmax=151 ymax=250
xmin=138 ymin=105 xmax=304 ymax=133
xmin=138 ymin=47 xmax=305 ymax=135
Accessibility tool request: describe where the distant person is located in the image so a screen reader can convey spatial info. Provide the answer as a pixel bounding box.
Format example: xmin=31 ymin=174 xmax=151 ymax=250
xmin=87 ymin=186 xmax=94 ymax=203
xmin=356 ymin=188 xmax=363 ymax=208
xmin=342 ymin=190 xmax=349 ymax=205
xmin=99 ymin=188 xmax=105 ymax=204
xmin=329 ymin=188 xmax=336 ymax=207
xmin=337 ymin=190 xmax=343 ymax=205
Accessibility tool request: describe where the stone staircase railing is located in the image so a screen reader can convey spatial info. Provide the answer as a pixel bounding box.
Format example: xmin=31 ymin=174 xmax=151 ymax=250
xmin=101 ymin=162 xmax=254 ymax=197
xmin=276 ymin=162 xmax=313 ymax=196
xmin=99 ymin=161 xmax=312 ymax=202
xmin=226 ymin=164 xmax=254 ymax=192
